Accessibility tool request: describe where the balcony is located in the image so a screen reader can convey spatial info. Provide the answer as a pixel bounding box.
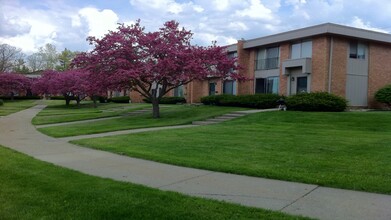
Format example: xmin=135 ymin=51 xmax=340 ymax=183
xmin=255 ymin=57 xmax=279 ymax=70
xmin=282 ymin=58 xmax=312 ymax=75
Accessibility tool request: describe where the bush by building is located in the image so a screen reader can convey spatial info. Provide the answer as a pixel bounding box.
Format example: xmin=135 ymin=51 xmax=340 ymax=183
xmin=286 ymin=92 xmax=347 ymax=112
xmin=201 ymin=94 xmax=281 ymax=109
xmin=143 ymin=96 xmax=186 ymax=104
xmin=375 ymin=85 xmax=391 ymax=108
xmin=0 ymin=96 xmax=41 ymax=100
xmin=108 ymin=96 xmax=130 ymax=103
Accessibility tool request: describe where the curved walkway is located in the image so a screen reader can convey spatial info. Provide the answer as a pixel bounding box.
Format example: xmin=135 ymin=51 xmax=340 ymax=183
xmin=0 ymin=105 xmax=390 ymax=220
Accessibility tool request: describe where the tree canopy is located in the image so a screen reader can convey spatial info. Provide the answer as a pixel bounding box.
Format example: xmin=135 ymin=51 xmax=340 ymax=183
xmin=32 ymin=70 xmax=99 ymax=106
xmin=73 ymin=20 xmax=241 ymax=118
xmin=0 ymin=72 xmax=31 ymax=98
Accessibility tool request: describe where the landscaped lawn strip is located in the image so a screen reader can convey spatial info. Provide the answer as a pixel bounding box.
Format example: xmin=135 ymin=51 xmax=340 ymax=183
xmin=37 ymin=105 xmax=246 ymax=137
xmin=32 ymin=101 xmax=150 ymax=125
xmin=0 ymin=100 xmax=37 ymax=116
xmin=73 ymin=111 xmax=391 ymax=194
xmin=0 ymin=146 xmax=310 ymax=220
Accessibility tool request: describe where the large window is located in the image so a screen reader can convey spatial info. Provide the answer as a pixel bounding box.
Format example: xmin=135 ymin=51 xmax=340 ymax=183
xmin=349 ymin=42 xmax=366 ymax=59
xmin=255 ymin=47 xmax=279 ymax=70
xmin=291 ymin=41 xmax=312 ymax=59
xmin=223 ymin=80 xmax=236 ymax=95
xmin=255 ymin=77 xmax=279 ymax=94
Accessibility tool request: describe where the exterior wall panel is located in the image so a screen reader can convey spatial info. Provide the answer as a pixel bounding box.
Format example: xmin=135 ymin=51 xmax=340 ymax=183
xmin=346 ymin=74 xmax=368 ymax=106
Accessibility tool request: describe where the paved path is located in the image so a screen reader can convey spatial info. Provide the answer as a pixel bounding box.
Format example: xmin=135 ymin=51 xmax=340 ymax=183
xmin=1 ymin=105 xmax=390 ymax=220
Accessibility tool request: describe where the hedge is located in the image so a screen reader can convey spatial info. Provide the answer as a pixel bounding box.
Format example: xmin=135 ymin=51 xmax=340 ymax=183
xmin=375 ymin=84 xmax=391 ymax=108
xmin=49 ymin=96 xmax=69 ymax=100
xmin=108 ymin=96 xmax=130 ymax=103
xmin=0 ymin=99 xmax=3 ymax=106
xmin=286 ymin=92 xmax=347 ymax=112
xmin=143 ymin=96 xmax=186 ymax=104
xmin=201 ymin=94 xmax=281 ymax=109
xmin=0 ymin=96 xmax=41 ymax=100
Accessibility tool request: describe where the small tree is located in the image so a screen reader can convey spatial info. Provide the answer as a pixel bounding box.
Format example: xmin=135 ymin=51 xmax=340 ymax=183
xmin=375 ymin=84 xmax=391 ymax=108
xmin=73 ymin=20 xmax=241 ymax=118
xmin=0 ymin=72 xmax=31 ymax=100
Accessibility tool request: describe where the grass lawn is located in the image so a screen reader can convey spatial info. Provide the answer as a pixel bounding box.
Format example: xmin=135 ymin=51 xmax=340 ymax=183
xmin=0 ymin=100 xmax=37 ymax=116
xmin=32 ymin=101 xmax=150 ymax=125
xmin=73 ymin=111 xmax=391 ymax=194
xmin=0 ymin=146 xmax=310 ymax=220
xmin=37 ymin=105 xmax=246 ymax=137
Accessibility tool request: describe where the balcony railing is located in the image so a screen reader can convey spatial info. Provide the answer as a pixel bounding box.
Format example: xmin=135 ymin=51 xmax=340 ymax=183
xmin=255 ymin=57 xmax=279 ymax=70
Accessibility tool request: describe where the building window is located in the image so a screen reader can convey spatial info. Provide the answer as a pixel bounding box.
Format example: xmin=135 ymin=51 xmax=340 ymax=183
xmin=349 ymin=42 xmax=366 ymax=59
xmin=296 ymin=77 xmax=308 ymax=93
xmin=173 ymin=85 xmax=184 ymax=97
xmin=255 ymin=47 xmax=279 ymax=70
xmin=291 ymin=41 xmax=312 ymax=59
xmin=223 ymin=80 xmax=236 ymax=95
xmin=255 ymin=77 xmax=279 ymax=94
xmin=209 ymin=82 xmax=216 ymax=96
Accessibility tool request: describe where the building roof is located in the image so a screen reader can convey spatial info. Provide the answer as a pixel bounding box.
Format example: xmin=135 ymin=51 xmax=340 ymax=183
xmin=241 ymin=23 xmax=391 ymax=49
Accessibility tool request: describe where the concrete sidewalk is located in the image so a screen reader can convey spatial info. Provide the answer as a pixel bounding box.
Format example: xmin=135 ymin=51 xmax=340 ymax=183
xmin=1 ymin=105 xmax=390 ymax=220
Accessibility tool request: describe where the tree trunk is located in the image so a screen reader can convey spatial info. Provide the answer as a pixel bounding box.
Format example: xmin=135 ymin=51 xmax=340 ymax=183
xmin=65 ymin=98 xmax=70 ymax=106
xmin=76 ymin=98 xmax=80 ymax=107
xmin=92 ymin=96 xmax=97 ymax=108
xmin=151 ymin=97 xmax=160 ymax=118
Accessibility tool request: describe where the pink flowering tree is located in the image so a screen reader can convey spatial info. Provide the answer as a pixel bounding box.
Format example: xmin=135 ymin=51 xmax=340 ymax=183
xmin=0 ymin=72 xmax=31 ymax=100
xmin=32 ymin=69 xmax=94 ymax=106
xmin=73 ymin=20 xmax=242 ymax=118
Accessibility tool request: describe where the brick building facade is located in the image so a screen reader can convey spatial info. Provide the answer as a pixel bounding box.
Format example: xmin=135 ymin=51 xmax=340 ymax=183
xmin=133 ymin=23 xmax=391 ymax=107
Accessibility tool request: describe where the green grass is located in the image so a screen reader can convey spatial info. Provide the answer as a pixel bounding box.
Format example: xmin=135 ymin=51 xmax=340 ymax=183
xmin=32 ymin=101 xmax=150 ymax=125
xmin=37 ymin=105 xmax=246 ymax=137
xmin=0 ymin=146 xmax=309 ymax=220
xmin=73 ymin=111 xmax=391 ymax=194
xmin=0 ymin=100 xmax=37 ymax=116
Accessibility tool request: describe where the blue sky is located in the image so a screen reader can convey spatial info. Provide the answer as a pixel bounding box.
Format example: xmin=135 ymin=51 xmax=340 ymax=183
xmin=1 ymin=0 xmax=391 ymax=54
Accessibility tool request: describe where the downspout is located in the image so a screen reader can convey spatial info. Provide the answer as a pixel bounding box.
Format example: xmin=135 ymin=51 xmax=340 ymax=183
xmin=328 ymin=36 xmax=334 ymax=93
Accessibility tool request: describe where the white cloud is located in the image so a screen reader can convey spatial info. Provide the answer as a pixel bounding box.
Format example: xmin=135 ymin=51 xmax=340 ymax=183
xmin=235 ymin=0 xmax=274 ymax=21
xmin=130 ymin=0 xmax=186 ymax=14
xmin=193 ymin=5 xmax=204 ymax=13
xmin=228 ymin=22 xmax=249 ymax=31
xmin=349 ymin=17 xmax=389 ymax=33
xmin=78 ymin=8 xmax=119 ymax=38
xmin=195 ymin=32 xmax=237 ymax=46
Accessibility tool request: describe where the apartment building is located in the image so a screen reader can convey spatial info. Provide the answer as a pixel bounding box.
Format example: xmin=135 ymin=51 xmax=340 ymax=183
xmin=178 ymin=23 xmax=391 ymax=107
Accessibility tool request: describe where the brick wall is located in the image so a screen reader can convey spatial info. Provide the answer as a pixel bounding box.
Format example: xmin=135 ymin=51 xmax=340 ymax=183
xmin=330 ymin=37 xmax=348 ymax=97
xmin=279 ymin=43 xmax=290 ymax=95
xmin=368 ymin=42 xmax=391 ymax=107
xmin=311 ymin=36 xmax=330 ymax=92
xmin=237 ymin=41 xmax=254 ymax=95
xmin=130 ymin=90 xmax=145 ymax=103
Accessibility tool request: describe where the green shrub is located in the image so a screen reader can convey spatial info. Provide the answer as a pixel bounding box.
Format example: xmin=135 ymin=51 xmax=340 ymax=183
xmin=144 ymin=96 xmax=186 ymax=104
xmin=201 ymin=94 xmax=281 ymax=109
xmin=375 ymin=84 xmax=391 ymax=108
xmin=0 ymin=99 xmax=3 ymax=106
xmin=286 ymin=92 xmax=347 ymax=112
xmin=0 ymin=96 xmax=41 ymax=100
xmin=50 ymin=96 xmax=67 ymax=100
xmin=200 ymin=94 xmax=236 ymax=105
xmin=108 ymin=96 xmax=130 ymax=103
xmin=97 ymin=96 xmax=108 ymax=103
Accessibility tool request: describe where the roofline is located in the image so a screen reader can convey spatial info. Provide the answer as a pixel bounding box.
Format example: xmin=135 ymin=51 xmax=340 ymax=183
xmin=240 ymin=23 xmax=391 ymax=49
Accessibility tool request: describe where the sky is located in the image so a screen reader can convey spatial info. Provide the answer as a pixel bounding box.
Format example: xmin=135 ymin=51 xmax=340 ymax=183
xmin=1 ymin=0 xmax=391 ymax=55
